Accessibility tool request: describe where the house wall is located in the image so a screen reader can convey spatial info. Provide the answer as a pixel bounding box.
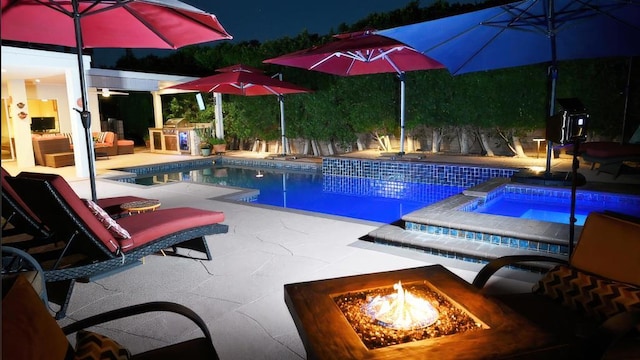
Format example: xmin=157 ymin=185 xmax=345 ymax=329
xmin=1 ymin=46 xmax=99 ymax=176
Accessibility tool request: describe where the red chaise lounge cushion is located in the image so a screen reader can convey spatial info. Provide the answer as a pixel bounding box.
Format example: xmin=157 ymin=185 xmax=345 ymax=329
xmin=16 ymin=172 xmax=225 ymax=254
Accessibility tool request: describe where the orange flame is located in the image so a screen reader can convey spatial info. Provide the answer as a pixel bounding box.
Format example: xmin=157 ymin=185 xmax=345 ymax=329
xmin=366 ymin=281 xmax=438 ymax=330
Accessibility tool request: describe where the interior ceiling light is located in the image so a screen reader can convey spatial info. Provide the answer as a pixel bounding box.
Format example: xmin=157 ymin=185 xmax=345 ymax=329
xmin=99 ymin=88 xmax=129 ymax=97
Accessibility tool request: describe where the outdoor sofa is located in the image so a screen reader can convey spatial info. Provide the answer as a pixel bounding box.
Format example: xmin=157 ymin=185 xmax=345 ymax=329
xmin=6 ymin=171 xmax=229 ymax=319
xmin=31 ymin=131 xmax=120 ymax=168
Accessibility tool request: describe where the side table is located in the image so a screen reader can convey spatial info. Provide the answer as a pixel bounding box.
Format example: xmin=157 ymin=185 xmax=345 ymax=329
xmin=533 ymin=138 xmax=546 ymax=158
xmin=119 ymin=199 xmax=161 ymax=214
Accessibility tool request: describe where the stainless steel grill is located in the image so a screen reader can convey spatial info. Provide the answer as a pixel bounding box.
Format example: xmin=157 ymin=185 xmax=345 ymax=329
xmin=164 ymin=118 xmax=189 ymax=128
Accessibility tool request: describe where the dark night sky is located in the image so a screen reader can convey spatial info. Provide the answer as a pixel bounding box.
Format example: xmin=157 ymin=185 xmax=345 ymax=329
xmin=92 ymin=0 xmax=468 ymax=67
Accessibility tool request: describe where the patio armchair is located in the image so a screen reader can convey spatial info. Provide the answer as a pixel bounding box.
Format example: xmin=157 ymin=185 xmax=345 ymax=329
xmin=3 ymin=274 xmax=220 ymax=360
xmin=7 ymin=171 xmax=229 ymax=319
xmin=471 ymin=212 xmax=640 ymax=360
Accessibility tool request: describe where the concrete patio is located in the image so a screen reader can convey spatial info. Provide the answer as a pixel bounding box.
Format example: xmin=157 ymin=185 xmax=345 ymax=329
xmin=2 ymin=148 xmax=638 ymax=359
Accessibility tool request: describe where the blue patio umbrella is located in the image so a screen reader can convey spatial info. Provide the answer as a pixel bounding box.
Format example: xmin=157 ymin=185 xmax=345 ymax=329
xmin=377 ymin=0 xmax=640 ymax=172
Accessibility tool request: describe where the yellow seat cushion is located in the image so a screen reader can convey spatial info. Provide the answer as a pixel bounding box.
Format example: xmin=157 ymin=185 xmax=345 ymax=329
xmin=571 ymin=212 xmax=640 ymax=287
xmin=2 ymin=275 xmax=73 ymax=360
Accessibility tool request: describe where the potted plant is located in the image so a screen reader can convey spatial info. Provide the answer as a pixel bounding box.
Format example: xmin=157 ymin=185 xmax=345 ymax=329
xmin=195 ymin=126 xmax=214 ymax=156
xmin=199 ymin=139 xmax=212 ymax=156
xmin=210 ymin=137 xmax=227 ymax=154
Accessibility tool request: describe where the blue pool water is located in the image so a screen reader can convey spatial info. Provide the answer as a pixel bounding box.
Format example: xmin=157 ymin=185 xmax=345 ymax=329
xmin=472 ymin=185 xmax=640 ymax=226
xmin=134 ymin=165 xmax=465 ymax=223
xmin=129 ymin=163 xmax=640 ymax=226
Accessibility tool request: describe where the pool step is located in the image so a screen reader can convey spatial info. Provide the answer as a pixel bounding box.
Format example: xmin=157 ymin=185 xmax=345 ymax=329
xmin=367 ymin=223 xmax=568 ymax=272
xmin=389 ymin=178 xmax=578 ymax=260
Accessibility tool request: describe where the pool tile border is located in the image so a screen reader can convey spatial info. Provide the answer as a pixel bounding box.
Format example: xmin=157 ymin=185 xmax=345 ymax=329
xmin=322 ymin=157 xmax=518 ymax=187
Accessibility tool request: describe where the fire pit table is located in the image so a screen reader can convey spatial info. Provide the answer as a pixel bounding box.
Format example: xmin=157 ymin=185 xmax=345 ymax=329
xmin=285 ymin=265 xmax=570 ymax=359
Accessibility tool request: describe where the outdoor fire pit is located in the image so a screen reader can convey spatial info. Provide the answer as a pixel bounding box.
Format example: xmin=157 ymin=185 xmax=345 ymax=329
xmin=334 ymin=280 xmax=484 ymax=349
xmin=284 ymin=265 xmax=568 ymax=359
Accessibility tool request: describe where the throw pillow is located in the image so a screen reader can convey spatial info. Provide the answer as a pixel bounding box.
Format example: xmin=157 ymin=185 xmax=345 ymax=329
xmin=533 ymin=265 xmax=640 ymax=323
xmin=83 ymin=199 xmax=131 ymax=240
xmin=97 ymin=132 xmax=108 ymax=143
xmin=63 ymin=132 xmax=74 ymax=145
xmin=75 ymin=330 xmax=131 ymax=360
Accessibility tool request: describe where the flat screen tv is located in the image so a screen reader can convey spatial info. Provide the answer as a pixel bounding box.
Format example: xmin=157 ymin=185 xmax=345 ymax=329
xmin=30 ymin=117 xmax=56 ymax=132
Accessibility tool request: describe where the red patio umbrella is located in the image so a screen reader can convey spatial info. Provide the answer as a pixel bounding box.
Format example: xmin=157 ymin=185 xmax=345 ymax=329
xmin=1 ymin=0 xmax=232 ymax=201
xmin=169 ymin=64 xmax=312 ymax=156
xmin=263 ymin=30 xmax=445 ymax=154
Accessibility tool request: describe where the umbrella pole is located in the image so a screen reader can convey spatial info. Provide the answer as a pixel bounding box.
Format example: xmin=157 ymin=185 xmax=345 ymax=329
xmin=545 ymin=65 xmax=558 ymax=176
xmin=399 ymin=73 xmax=406 ymax=155
xmin=621 ymin=57 xmax=633 ymax=143
xmin=73 ymin=0 xmax=98 ymax=201
xmin=544 ymin=0 xmax=558 ymax=177
xmin=279 ymin=95 xmax=286 ymax=156
xmin=568 ymin=136 xmax=584 ymax=256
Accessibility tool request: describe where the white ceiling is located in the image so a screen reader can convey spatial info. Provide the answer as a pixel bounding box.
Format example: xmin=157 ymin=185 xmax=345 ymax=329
xmin=1 ymin=46 xmax=198 ymax=93
xmin=2 ymin=64 xmax=67 ymax=85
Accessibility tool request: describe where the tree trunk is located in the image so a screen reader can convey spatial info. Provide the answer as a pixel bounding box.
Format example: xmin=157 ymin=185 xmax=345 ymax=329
xmin=383 ymin=136 xmax=392 ymax=152
xmin=431 ymin=129 xmax=441 ymax=153
xmin=479 ymin=132 xmax=495 ymax=156
xmin=460 ymin=128 xmax=470 ymax=154
xmin=406 ymin=136 xmax=415 ymax=153
xmin=373 ymin=132 xmax=387 ymax=151
xmin=302 ymin=139 xmax=311 ymax=155
xmin=356 ymin=137 xmax=366 ymax=151
xmin=326 ymin=141 xmax=335 ymax=155
xmin=512 ymin=135 xmax=528 ymax=157
xmin=496 ymin=128 xmax=518 ymax=156
xmin=311 ymin=140 xmax=321 ymax=156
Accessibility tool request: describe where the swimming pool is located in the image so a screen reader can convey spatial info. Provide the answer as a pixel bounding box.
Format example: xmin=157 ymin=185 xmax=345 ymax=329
xmin=467 ymin=184 xmax=640 ymax=226
xmin=132 ymin=164 xmax=465 ymax=223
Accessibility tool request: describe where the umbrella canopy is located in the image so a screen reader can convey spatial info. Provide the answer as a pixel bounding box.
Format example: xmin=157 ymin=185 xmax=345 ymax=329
xmin=377 ymin=0 xmax=640 ymax=168
xmin=1 ymin=0 xmax=232 ymax=201
xmin=172 ymin=68 xmax=310 ymax=96
xmin=169 ymin=64 xmax=311 ymax=156
xmin=263 ymin=30 xmax=445 ymax=154
xmin=1 ymin=0 xmax=231 ymax=49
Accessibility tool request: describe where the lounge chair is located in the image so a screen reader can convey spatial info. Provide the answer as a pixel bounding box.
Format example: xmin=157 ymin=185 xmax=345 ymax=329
xmin=472 ymin=212 xmax=640 ymax=359
xmin=1 ymin=166 xmax=50 ymax=241
xmin=3 ymin=274 xmax=220 ymax=360
xmin=1 ymin=166 xmax=150 ymax=248
xmin=7 ymin=171 xmax=228 ymax=319
xmin=577 ymin=141 xmax=640 ymax=178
